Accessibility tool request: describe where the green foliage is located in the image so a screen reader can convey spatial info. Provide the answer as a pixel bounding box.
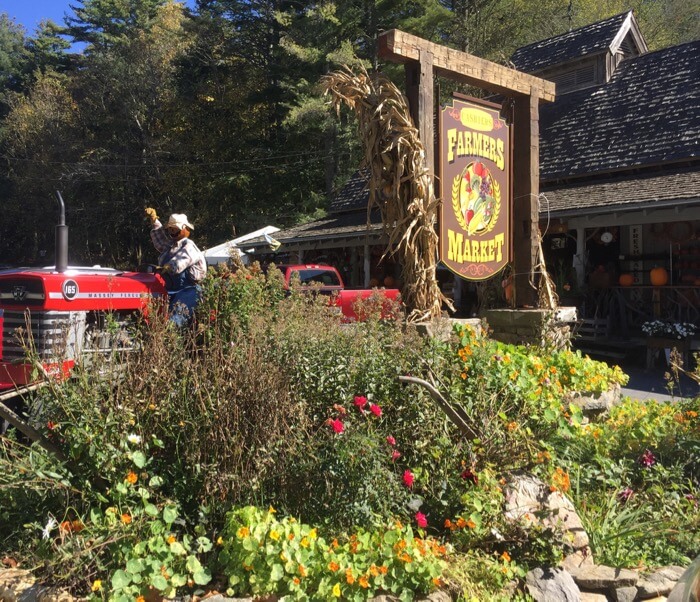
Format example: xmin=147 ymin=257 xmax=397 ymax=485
xmin=218 ymin=506 xmax=449 ymax=601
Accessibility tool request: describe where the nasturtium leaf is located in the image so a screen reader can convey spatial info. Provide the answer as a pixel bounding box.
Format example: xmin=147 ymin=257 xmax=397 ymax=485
xmin=242 ymin=536 xmax=257 ymax=551
xmin=162 ymin=505 xmax=178 ymax=524
xmin=131 ymin=451 xmax=147 ymax=468
xmin=193 ymin=569 xmax=212 ymax=585
xmin=126 ymin=558 xmax=144 ymax=573
xmin=171 ymin=573 xmax=187 ymax=587
xmin=186 ymin=555 xmax=203 ymax=573
xmin=144 ymin=503 xmax=158 ymax=516
xmin=151 ymin=575 xmax=168 ymax=591
xmin=169 ymin=541 xmax=187 ymax=555
xmin=111 ymin=570 xmax=131 ymax=590
xmin=270 ymin=564 xmax=284 ymax=581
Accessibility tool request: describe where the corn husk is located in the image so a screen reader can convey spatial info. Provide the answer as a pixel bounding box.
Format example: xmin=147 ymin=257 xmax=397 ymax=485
xmin=322 ymin=66 xmax=448 ymax=322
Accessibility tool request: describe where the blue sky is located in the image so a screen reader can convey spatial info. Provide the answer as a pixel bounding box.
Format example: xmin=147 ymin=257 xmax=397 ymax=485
xmin=1 ymin=0 xmax=196 ymax=36
xmin=1 ymin=0 xmax=76 ymax=34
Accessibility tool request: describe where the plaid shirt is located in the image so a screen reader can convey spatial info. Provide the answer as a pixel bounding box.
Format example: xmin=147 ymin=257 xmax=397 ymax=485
xmin=150 ymin=220 xmax=207 ymax=283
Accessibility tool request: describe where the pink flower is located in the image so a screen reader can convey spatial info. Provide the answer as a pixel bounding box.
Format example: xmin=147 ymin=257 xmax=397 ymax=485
xmin=330 ymin=419 xmax=345 ymax=434
xmin=386 ymin=435 xmax=396 ymax=446
xmin=617 ymin=487 xmax=634 ymax=503
xmin=639 ymin=449 xmax=656 ymax=468
xmin=353 ymin=396 xmax=368 ymax=410
xmin=369 ymin=403 xmax=382 ymax=417
xmin=403 ymin=469 xmax=414 ymax=488
xmin=391 ymin=449 xmax=401 ymax=462
xmin=415 ymin=512 xmax=428 ymax=529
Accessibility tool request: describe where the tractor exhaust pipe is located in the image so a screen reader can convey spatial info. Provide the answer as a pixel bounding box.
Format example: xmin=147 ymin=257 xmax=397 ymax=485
xmin=55 ymin=191 xmax=68 ymax=273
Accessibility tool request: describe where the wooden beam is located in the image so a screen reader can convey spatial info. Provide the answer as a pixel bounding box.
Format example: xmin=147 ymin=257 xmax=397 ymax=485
xmin=378 ymin=29 xmax=556 ymax=103
xmin=512 ymin=88 xmax=541 ymax=307
xmin=405 ymin=48 xmax=435 ymax=178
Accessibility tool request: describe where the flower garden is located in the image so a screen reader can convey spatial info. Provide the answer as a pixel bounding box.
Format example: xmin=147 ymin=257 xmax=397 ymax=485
xmin=0 ymin=263 xmax=698 ymax=601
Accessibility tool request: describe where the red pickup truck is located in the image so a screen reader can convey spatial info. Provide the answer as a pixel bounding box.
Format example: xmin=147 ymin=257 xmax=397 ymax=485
xmin=276 ymin=264 xmax=401 ymax=321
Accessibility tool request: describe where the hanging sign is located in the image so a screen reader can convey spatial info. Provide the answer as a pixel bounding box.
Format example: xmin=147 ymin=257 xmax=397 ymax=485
xmin=439 ymin=95 xmax=511 ymax=280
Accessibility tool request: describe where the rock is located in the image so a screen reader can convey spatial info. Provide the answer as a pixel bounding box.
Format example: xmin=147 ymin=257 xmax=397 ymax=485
xmin=638 ymin=566 xmax=686 ymax=597
xmin=561 ymin=547 xmax=595 ymax=571
xmin=419 ymin=591 xmax=452 ymax=602
xmin=370 ymin=596 xmax=400 ymax=602
xmin=569 ymin=565 xmax=639 ymax=590
xmin=667 ymin=554 xmax=700 ymax=602
xmin=525 ymin=567 xmax=581 ymax=602
xmin=565 ymin=384 xmax=621 ymax=417
xmin=579 ymin=593 xmax=608 ymax=601
xmin=611 ymin=586 xmax=637 ymax=602
xmin=504 ymin=473 xmax=590 ymax=549
xmin=200 ymin=596 xmax=253 ymax=602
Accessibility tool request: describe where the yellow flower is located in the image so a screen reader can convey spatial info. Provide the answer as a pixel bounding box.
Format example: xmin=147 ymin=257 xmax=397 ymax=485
xmin=280 ymin=551 xmax=287 ymax=563
xmin=332 ymin=583 xmax=341 ymax=597
xmin=268 ymin=505 xmax=277 ymax=514
xmin=91 ymin=580 xmax=102 ymax=592
xmin=237 ymin=526 xmax=250 ymax=539
xmin=269 ymin=530 xmax=280 ymax=541
xmin=216 ymin=536 xmax=224 ymax=546
xmin=300 ymin=536 xmax=310 ymax=548
xmin=308 ymin=528 xmax=317 ymax=540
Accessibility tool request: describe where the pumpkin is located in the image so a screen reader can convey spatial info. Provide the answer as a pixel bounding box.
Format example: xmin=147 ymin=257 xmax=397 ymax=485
xmin=650 ymin=266 xmax=669 ymax=286
xmin=618 ymin=273 xmax=634 ymax=287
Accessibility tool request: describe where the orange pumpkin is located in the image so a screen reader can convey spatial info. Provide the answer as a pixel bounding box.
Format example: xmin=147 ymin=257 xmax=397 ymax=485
xmin=618 ymin=273 xmax=634 ymax=287
xmin=650 ymin=266 xmax=668 ymax=286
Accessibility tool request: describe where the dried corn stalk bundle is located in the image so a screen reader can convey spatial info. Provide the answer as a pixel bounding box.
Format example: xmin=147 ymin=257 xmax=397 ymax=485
xmin=536 ymin=234 xmax=559 ymax=310
xmin=322 ymin=66 xmax=447 ymax=322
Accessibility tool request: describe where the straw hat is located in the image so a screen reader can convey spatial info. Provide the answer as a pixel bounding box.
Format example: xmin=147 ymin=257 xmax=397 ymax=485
xmin=166 ymin=213 xmax=194 ymax=231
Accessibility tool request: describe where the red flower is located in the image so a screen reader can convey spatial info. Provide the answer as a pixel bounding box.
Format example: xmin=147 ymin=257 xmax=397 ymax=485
xmin=386 ymin=435 xmax=396 ymax=446
xmin=369 ymin=404 xmax=382 ymax=417
xmin=460 ymin=468 xmax=478 ymax=485
xmin=639 ymin=449 xmax=656 ymax=468
xmin=353 ymin=396 xmax=368 ymax=410
xmin=391 ymin=450 xmax=401 ymax=462
xmin=330 ymin=419 xmax=345 ymax=434
xmin=403 ymin=469 xmax=414 ymax=488
xmin=47 ymin=421 xmax=57 ymax=430
xmin=415 ymin=512 xmax=428 ymax=529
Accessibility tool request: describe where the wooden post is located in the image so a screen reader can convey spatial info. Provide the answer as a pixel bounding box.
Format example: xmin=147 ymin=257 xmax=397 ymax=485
xmin=405 ymin=49 xmax=435 ymax=179
xmin=512 ymin=88 xmax=541 ymax=307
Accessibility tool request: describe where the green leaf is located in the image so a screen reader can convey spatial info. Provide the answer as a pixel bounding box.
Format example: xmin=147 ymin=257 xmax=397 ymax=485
xmin=144 ymin=503 xmax=158 ymax=516
xmin=151 ymin=575 xmax=168 ymax=591
xmin=111 ymin=570 xmax=132 ymax=590
xmin=163 ymin=505 xmax=178 ymax=524
xmin=270 ymin=564 xmax=284 ymax=581
xmin=126 ymin=558 xmax=144 ymax=574
xmin=186 ymin=555 xmax=203 ymax=573
xmin=131 ymin=451 xmax=147 ymax=468
xmin=169 ymin=541 xmax=187 ymax=555
xmin=194 ymin=568 xmax=212 ymax=585
xmin=171 ymin=573 xmax=187 ymax=587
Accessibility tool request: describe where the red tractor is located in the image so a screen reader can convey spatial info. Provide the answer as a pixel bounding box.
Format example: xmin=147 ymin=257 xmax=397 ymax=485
xmin=0 ymin=194 xmax=167 ymax=393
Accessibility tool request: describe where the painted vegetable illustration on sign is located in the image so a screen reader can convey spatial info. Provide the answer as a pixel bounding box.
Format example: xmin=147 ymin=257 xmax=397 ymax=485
xmin=454 ymin=161 xmax=500 ymax=235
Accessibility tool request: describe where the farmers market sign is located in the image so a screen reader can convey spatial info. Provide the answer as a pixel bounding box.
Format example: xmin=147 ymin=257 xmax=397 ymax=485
xmin=439 ymin=95 xmax=511 ymax=280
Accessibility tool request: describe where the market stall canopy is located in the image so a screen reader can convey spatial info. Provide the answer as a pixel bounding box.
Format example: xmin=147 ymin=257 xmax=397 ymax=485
xmin=204 ymin=226 xmax=280 ymax=265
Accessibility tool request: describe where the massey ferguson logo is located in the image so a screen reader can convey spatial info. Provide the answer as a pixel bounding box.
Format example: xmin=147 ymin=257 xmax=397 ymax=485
xmin=62 ymin=279 xmax=79 ymax=301
xmin=12 ymin=286 xmax=27 ymax=302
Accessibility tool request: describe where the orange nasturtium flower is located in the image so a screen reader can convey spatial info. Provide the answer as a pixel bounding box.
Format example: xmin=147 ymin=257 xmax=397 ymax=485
xmin=328 ymin=561 xmax=340 ymax=572
xmin=121 ymin=513 xmax=132 ymax=524
xmin=167 ymin=534 xmax=176 ymax=544
xmin=125 ymin=471 xmax=138 ymax=484
xmin=500 ymin=551 xmax=511 ymax=563
xmin=359 ymin=576 xmax=370 ymax=589
xmin=345 ymin=568 xmax=355 ymax=584
xmin=135 ymin=597 xmax=145 ymax=602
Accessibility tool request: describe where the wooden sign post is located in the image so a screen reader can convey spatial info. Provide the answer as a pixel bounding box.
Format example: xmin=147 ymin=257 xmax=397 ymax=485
xmin=378 ymin=30 xmax=555 ymax=307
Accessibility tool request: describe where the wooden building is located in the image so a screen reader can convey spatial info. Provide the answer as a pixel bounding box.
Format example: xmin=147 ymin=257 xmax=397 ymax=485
xmin=238 ymin=11 xmax=699 ymax=341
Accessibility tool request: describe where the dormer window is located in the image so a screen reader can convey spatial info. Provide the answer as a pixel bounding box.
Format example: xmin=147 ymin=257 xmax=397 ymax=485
xmin=548 ymin=63 xmax=598 ymax=94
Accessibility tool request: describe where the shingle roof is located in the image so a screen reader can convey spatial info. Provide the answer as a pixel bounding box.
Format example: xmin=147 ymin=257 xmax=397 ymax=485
xmin=542 ymin=169 xmax=700 ymax=215
xmin=510 ymin=11 xmax=631 ymax=73
xmin=539 ymin=40 xmax=700 ymax=181
xmin=328 ymin=170 xmax=370 ymax=213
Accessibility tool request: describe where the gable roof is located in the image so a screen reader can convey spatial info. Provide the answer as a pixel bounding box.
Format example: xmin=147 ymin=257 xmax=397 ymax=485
xmin=539 ymin=39 xmax=700 ymax=181
xmin=510 ymin=11 xmax=644 ymax=74
xmin=328 ymin=170 xmax=370 ymax=214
